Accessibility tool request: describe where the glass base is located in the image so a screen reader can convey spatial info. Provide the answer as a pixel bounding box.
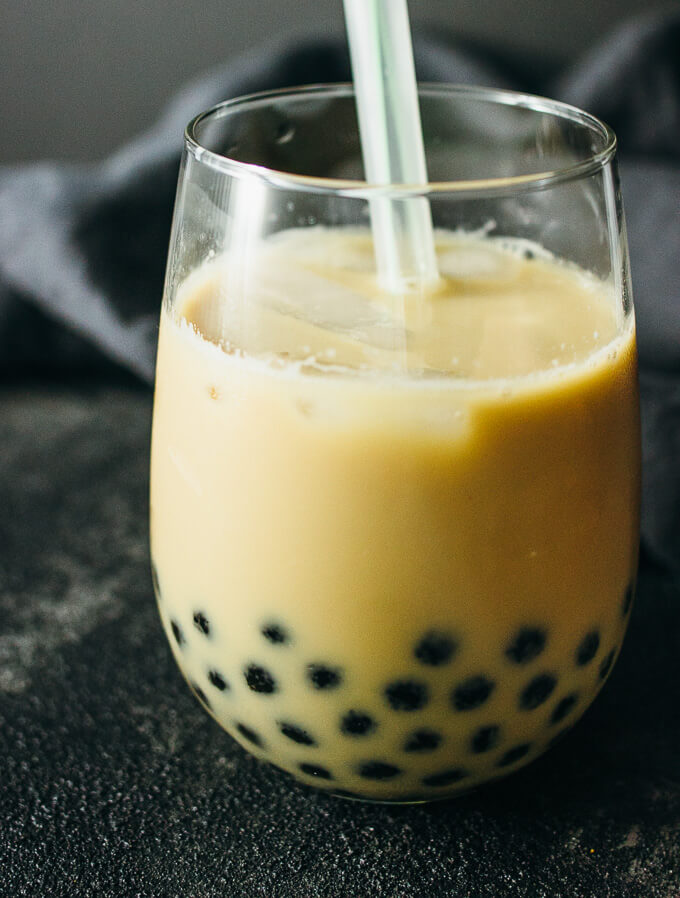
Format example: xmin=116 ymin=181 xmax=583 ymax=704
xmin=325 ymin=789 xmax=460 ymax=806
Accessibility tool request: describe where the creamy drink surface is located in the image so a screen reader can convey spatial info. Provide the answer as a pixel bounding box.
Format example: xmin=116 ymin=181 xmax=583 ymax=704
xmin=150 ymin=228 xmax=639 ymax=800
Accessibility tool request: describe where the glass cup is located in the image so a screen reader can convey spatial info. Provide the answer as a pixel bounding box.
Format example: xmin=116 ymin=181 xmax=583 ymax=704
xmin=150 ymin=85 xmax=640 ymax=803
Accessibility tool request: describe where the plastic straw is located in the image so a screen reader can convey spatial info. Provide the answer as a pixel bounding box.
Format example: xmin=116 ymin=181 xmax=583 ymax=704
xmin=343 ymin=0 xmax=439 ymax=293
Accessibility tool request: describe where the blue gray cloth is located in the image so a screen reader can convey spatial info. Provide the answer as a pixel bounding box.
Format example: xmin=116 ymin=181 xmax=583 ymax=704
xmin=0 ymin=10 xmax=678 ymax=572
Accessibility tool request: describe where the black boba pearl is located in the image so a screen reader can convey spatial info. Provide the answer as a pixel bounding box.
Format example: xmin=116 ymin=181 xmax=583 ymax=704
xmin=505 ymin=627 xmax=547 ymax=664
xmin=523 ymin=248 xmax=536 ymax=260
xmin=599 ymin=649 xmax=616 ymax=680
xmin=262 ymin=622 xmax=291 ymax=645
xmin=622 ymin=584 xmax=634 ymax=616
xmin=193 ymin=611 xmax=211 ymax=636
xmin=576 ymin=630 xmax=600 ymax=666
xmin=299 ymin=763 xmax=332 ymax=780
xmin=170 ymin=620 xmax=185 ymax=646
xmin=384 ymin=679 xmax=429 ymax=711
xmin=191 ymin=683 xmax=211 ymax=710
xmin=403 ymin=729 xmax=442 ymax=753
xmin=151 ymin=562 xmax=161 ymax=597
xmin=470 ymin=724 xmax=501 ymax=754
xmin=279 ymin=722 xmax=317 ymax=746
xmin=550 ymin=693 xmax=578 ymax=725
xmin=422 ymin=768 xmax=468 ymax=787
xmin=208 ymin=670 xmax=229 ymax=692
xmin=414 ymin=630 xmax=458 ymax=666
xmin=307 ymin=664 xmax=343 ymax=690
xmin=235 ymin=722 xmax=264 ymax=747
xmin=452 ymin=675 xmax=495 ymax=711
xmin=497 ymin=743 xmax=531 ymax=767
xmin=340 ymin=710 xmax=376 ymax=737
xmin=519 ymin=673 xmax=557 ymax=710
xmin=357 ymin=761 xmax=402 ymax=780
xmin=244 ymin=663 xmax=278 ymax=694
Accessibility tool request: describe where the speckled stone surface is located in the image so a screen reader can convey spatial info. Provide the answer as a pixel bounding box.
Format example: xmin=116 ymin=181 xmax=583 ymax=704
xmin=1 ymin=383 xmax=678 ymax=898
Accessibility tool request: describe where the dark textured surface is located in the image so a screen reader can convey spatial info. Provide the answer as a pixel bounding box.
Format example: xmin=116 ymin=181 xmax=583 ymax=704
xmin=1 ymin=383 xmax=679 ymax=898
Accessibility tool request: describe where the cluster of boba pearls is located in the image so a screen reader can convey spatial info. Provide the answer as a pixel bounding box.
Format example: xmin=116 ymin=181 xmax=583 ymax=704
xmin=154 ymin=566 xmax=634 ymax=800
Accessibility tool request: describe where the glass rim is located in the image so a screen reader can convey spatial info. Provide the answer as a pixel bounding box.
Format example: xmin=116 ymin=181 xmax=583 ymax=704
xmin=185 ymin=82 xmax=618 ymax=197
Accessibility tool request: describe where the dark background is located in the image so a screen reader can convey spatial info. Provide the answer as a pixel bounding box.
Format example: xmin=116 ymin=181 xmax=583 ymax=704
xmin=0 ymin=0 xmax=665 ymax=163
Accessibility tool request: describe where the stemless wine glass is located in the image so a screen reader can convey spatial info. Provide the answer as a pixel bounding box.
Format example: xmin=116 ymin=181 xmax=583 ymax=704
xmin=150 ymin=85 xmax=640 ymax=803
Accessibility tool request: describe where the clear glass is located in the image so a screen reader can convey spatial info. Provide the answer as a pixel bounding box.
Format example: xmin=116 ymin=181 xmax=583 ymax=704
xmin=150 ymin=85 xmax=640 ymax=803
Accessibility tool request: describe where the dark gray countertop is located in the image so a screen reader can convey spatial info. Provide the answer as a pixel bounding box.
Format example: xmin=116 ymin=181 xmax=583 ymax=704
xmin=1 ymin=383 xmax=678 ymax=898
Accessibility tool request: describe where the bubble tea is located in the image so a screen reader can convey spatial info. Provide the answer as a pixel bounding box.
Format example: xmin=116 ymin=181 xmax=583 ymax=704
xmin=150 ymin=217 xmax=639 ymax=801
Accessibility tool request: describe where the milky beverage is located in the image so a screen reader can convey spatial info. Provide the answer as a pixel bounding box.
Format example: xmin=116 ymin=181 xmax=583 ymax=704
xmin=150 ymin=228 xmax=639 ymax=800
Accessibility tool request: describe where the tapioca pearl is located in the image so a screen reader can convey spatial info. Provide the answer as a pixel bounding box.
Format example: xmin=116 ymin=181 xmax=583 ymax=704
xmin=384 ymin=679 xmax=429 ymax=711
xmin=278 ymin=722 xmax=317 ymax=746
xmin=403 ymin=729 xmax=442 ymax=753
xmin=208 ymin=670 xmax=229 ymax=692
xmin=414 ymin=630 xmax=458 ymax=666
xmin=193 ymin=611 xmax=211 ymax=637
xmin=519 ymin=673 xmax=557 ymax=711
xmin=505 ymin=627 xmax=547 ymax=665
xmin=299 ymin=763 xmax=333 ymax=780
xmin=622 ymin=583 xmax=634 ymax=617
xmin=575 ymin=630 xmax=600 ymax=666
xmin=191 ymin=682 xmax=211 ymax=711
xmin=235 ymin=722 xmax=264 ymax=748
xmin=599 ymin=649 xmax=616 ymax=681
xmin=340 ymin=710 xmax=377 ymax=737
xmin=470 ymin=724 xmax=501 ymax=754
xmin=451 ymin=675 xmax=495 ymax=711
xmin=261 ymin=622 xmax=291 ymax=646
xmin=357 ymin=761 xmax=402 ymax=781
xmin=550 ymin=693 xmax=578 ymax=725
xmin=244 ymin=663 xmax=278 ymax=694
xmin=422 ymin=768 xmax=468 ymax=788
xmin=307 ymin=663 xmax=343 ymax=690
xmin=497 ymin=743 xmax=531 ymax=767
xmin=170 ymin=620 xmax=185 ymax=647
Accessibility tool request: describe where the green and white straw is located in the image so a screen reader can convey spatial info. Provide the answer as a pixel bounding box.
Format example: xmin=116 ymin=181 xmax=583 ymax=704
xmin=343 ymin=0 xmax=439 ymax=293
